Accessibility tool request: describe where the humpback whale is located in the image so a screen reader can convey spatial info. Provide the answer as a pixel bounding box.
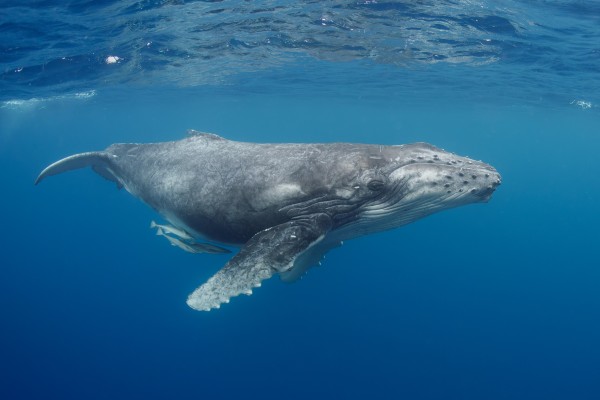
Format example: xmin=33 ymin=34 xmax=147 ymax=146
xmin=36 ymin=131 xmax=501 ymax=311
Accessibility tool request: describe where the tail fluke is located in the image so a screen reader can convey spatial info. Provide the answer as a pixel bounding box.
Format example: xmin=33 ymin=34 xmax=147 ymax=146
xmin=35 ymin=151 xmax=117 ymax=186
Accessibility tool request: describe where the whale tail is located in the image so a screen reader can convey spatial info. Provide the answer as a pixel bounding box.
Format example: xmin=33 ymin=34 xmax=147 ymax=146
xmin=35 ymin=151 xmax=120 ymax=187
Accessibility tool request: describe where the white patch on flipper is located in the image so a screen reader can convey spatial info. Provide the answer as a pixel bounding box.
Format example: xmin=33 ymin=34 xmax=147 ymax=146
xmin=186 ymin=262 xmax=273 ymax=311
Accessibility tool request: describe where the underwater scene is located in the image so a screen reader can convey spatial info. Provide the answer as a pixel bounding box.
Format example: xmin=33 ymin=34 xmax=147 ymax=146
xmin=1 ymin=1 xmax=599 ymax=399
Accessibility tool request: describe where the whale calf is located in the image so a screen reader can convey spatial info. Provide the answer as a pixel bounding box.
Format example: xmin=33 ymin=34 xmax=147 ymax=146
xmin=36 ymin=130 xmax=501 ymax=311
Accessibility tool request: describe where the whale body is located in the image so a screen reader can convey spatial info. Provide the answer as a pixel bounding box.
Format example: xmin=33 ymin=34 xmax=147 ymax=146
xmin=36 ymin=131 xmax=501 ymax=311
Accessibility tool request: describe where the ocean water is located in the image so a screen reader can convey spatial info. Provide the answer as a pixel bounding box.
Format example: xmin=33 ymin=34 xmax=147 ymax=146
xmin=1 ymin=1 xmax=599 ymax=399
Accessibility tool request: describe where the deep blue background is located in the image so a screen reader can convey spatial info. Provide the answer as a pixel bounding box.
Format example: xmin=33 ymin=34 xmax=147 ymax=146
xmin=1 ymin=0 xmax=600 ymax=399
xmin=1 ymin=92 xmax=599 ymax=399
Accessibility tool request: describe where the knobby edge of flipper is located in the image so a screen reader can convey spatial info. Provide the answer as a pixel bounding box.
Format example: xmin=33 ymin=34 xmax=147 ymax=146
xmin=35 ymin=151 xmax=118 ymax=186
xmin=186 ymin=213 xmax=332 ymax=311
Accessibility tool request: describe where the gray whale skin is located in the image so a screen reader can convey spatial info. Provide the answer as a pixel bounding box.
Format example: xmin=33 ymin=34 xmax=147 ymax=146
xmin=36 ymin=131 xmax=501 ymax=311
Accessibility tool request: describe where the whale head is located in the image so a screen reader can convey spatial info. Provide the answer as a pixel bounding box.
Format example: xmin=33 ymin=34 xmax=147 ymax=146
xmin=335 ymin=142 xmax=501 ymax=237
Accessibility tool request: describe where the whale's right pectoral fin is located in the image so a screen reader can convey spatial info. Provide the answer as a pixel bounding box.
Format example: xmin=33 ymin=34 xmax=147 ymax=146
xmin=186 ymin=213 xmax=332 ymax=311
xmin=35 ymin=151 xmax=119 ymax=187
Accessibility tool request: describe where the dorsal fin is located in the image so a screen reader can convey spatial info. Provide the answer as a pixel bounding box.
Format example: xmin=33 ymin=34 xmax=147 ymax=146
xmin=186 ymin=129 xmax=226 ymax=141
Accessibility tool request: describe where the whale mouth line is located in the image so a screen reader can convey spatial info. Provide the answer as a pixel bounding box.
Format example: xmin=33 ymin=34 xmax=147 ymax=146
xmin=475 ymin=186 xmax=498 ymax=202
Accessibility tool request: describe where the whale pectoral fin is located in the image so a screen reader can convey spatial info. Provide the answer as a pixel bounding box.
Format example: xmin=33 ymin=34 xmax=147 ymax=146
xmin=186 ymin=213 xmax=332 ymax=311
xmin=278 ymin=239 xmax=340 ymax=283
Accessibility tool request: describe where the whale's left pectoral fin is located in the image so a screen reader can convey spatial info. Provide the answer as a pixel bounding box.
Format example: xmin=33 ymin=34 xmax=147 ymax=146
xmin=186 ymin=214 xmax=332 ymax=311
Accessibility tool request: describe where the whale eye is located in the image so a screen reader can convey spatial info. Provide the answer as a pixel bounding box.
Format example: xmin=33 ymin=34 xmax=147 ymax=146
xmin=367 ymin=179 xmax=385 ymax=191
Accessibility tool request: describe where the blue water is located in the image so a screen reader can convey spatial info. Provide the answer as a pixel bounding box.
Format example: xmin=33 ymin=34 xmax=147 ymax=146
xmin=1 ymin=1 xmax=599 ymax=399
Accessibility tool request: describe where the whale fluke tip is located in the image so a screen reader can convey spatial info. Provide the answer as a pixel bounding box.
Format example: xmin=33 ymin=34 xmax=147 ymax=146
xmin=35 ymin=151 xmax=115 ymax=186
